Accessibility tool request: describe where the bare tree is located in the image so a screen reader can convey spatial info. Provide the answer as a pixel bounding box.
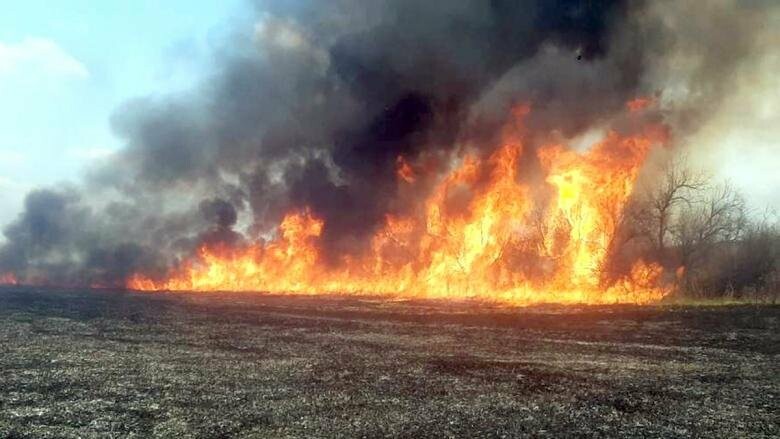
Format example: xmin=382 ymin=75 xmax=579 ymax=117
xmin=634 ymin=155 xmax=707 ymax=262
xmin=670 ymin=182 xmax=746 ymax=295
xmin=621 ymin=154 xmax=778 ymax=299
xmin=716 ymin=212 xmax=779 ymax=299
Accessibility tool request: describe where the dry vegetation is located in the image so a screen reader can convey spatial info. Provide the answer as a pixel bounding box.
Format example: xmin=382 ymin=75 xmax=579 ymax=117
xmin=1 ymin=286 xmax=777 ymax=438
xmin=609 ymin=155 xmax=780 ymax=301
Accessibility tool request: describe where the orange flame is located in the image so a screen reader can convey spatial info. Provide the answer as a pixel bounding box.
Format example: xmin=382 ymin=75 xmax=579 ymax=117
xmin=396 ymin=155 xmax=416 ymax=183
xmin=626 ymin=96 xmax=655 ymax=113
xmin=0 ymin=272 xmax=17 ymax=285
xmin=129 ymin=107 xmax=670 ymax=304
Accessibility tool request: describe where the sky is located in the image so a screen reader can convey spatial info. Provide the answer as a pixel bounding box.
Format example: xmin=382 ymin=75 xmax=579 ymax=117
xmin=0 ymin=0 xmax=242 ymax=227
xmin=685 ymin=37 xmax=780 ymax=215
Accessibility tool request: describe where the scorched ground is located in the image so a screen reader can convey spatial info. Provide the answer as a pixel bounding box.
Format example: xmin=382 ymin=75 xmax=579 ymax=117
xmin=0 ymin=286 xmax=777 ymax=437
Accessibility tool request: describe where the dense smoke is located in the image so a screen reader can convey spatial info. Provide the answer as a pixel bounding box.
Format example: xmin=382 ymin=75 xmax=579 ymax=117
xmin=1 ymin=0 xmax=776 ymax=286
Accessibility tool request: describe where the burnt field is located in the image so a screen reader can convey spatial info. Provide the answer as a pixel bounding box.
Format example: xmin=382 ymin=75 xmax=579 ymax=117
xmin=0 ymin=287 xmax=777 ymax=438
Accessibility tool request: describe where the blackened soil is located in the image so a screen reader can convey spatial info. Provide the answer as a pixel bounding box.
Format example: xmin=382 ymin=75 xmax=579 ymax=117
xmin=0 ymin=287 xmax=777 ymax=438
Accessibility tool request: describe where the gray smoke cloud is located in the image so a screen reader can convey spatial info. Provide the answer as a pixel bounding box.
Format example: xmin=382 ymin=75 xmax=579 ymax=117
xmin=1 ymin=0 xmax=776 ymax=286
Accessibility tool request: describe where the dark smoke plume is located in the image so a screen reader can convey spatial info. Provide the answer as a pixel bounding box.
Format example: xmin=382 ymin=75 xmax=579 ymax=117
xmin=1 ymin=0 xmax=776 ymax=286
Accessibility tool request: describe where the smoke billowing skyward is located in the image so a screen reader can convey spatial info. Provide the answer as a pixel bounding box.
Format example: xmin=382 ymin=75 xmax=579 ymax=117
xmin=1 ymin=0 xmax=777 ymax=291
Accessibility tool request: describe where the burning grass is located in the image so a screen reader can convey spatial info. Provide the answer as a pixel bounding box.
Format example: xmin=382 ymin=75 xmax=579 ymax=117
xmin=128 ymin=108 xmax=671 ymax=305
xmin=0 ymin=286 xmax=777 ymax=437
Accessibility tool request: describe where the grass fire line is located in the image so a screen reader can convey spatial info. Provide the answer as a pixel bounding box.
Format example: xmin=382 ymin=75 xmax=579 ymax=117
xmin=128 ymin=105 xmax=671 ymax=304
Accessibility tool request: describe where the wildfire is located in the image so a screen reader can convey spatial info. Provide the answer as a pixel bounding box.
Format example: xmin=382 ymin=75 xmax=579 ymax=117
xmin=626 ymin=96 xmax=655 ymax=113
xmin=396 ymin=155 xmax=416 ymax=183
xmin=129 ymin=107 xmax=670 ymax=304
xmin=0 ymin=272 xmax=17 ymax=285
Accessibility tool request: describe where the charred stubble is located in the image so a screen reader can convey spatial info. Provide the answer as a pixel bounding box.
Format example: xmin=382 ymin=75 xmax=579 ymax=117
xmin=0 ymin=287 xmax=777 ymax=438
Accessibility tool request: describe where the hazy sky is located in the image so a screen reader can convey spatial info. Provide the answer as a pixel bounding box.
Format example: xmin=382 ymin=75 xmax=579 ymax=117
xmin=685 ymin=35 xmax=780 ymax=214
xmin=0 ymin=0 xmax=241 ymax=227
xmin=0 ymin=1 xmax=777 ymax=231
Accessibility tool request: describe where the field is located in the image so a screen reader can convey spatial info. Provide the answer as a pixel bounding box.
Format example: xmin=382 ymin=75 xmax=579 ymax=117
xmin=0 ymin=287 xmax=777 ymax=438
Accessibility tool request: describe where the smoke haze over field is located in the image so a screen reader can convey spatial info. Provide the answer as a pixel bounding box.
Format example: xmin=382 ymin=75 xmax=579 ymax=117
xmin=1 ymin=0 xmax=778 ymax=287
